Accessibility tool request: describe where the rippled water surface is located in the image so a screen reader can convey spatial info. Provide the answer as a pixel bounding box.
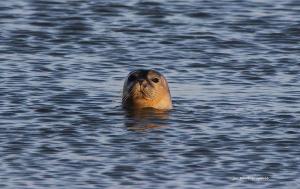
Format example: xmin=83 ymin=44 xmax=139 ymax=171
xmin=1 ymin=0 xmax=300 ymax=188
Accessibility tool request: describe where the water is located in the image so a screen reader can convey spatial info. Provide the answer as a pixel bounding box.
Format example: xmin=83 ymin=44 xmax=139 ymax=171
xmin=0 ymin=0 xmax=300 ymax=188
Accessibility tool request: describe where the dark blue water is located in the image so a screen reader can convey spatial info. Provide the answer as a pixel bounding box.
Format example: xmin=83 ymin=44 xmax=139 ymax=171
xmin=1 ymin=0 xmax=300 ymax=188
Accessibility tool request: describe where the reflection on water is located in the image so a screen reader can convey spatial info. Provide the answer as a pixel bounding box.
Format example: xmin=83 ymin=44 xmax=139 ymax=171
xmin=124 ymin=108 xmax=170 ymax=131
xmin=0 ymin=0 xmax=300 ymax=188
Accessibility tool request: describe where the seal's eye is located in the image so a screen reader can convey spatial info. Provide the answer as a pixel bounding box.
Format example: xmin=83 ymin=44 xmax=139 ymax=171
xmin=151 ymin=78 xmax=159 ymax=83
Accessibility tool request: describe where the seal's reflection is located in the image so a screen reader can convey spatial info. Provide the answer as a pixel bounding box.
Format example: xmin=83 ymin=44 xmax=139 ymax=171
xmin=124 ymin=108 xmax=170 ymax=131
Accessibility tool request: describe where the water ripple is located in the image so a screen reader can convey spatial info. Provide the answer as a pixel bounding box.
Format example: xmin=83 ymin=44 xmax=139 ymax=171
xmin=0 ymin=0 xmax=299 ymax=188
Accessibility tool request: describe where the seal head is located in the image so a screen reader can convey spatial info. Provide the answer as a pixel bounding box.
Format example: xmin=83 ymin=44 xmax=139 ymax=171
xmin=122 ymin=69 xmax=172 ymax=110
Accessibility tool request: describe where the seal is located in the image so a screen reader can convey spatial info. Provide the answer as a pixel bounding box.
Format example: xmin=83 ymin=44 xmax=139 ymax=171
xmin=122 ymin=69 xmax=172 ymax=110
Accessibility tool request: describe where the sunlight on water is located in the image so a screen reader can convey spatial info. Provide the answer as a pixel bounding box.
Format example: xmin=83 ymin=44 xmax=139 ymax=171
xmin=0 ymin=0 xmax=299 ymax=188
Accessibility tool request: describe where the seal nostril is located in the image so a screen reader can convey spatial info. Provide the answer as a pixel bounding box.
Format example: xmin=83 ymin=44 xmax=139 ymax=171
xmin=142 ymin=83 xmax=148 ymax=87
xmin=138 ymin=79 xmax=144 ymax=85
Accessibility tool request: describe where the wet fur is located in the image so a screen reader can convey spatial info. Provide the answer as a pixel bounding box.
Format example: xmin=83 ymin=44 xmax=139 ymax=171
xmin=122 ymin=70 xmax=172 ymax=110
